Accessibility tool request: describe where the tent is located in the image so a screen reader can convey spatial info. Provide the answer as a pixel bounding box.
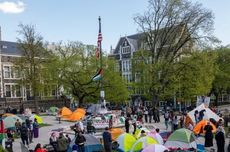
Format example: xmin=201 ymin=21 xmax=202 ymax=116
xmin=142 ymin=144 xmax=168 ymax=152
xmin=67 ymin=108 xmax=86 ymax=122
xmin=110 ymin=128 xmax=124 ymax=141
xmin=29 ymin=114 xmax=43 ymax=124
xmin=193 ymin=120 xmax=216 ymax=135
xmin=48 ymin=107 xmax=59 ymax=115
xmin=116 ymin=133 xmax=136 ymax=152
xmin=186 ymin=104 xmax=220 ymax=127
xmin=134 ymin=128 xmax=150 ymax=139
xmin=74 ymin=108 xmax=86 ymax=115
xmin=59 ymin=107 xmax=72 ymax=117
xmin=147 ymin=132 xmax=164 ymax=145
xmin=2 ymin=113 xmax=14 ymax=117
xmin=67 ymin=134 xmax=103 ymax=152
xmin=130 ymin=136 xmax=158 ymax=152
xmin=3 ymin=115 xmax=23 ymax=129
xmin=164 ymin=128 xmax=196 ymax=149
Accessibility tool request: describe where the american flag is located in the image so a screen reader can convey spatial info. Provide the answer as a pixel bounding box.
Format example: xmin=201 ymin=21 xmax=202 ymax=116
xmin=96 ymin=28 xmax=102 ymax=59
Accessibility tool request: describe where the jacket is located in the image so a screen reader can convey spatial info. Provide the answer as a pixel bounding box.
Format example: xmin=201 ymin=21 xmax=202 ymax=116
xmin=57 ymin=136 xmax=68 ymax=151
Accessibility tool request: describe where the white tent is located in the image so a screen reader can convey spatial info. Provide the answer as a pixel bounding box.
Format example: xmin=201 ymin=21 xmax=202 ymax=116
xmin=187 ymin=104 xmax=220 ymax=123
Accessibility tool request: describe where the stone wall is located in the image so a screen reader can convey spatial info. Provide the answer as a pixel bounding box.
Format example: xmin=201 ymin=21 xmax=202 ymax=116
xmin=0 ymin=98 xmax=70 ymax=114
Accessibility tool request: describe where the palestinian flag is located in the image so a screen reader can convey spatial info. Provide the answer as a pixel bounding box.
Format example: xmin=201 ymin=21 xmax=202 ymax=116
xmin=92 ymin=68 xmax=103 ymax=81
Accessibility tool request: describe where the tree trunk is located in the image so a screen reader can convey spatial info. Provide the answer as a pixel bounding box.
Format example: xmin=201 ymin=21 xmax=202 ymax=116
xmin=214 ymin=92 xmax=218 ymax=107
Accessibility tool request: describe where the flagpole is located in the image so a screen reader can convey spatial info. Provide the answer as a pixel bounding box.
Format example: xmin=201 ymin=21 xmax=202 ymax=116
xmin=98 ymin=16 xmax=104 ymax=105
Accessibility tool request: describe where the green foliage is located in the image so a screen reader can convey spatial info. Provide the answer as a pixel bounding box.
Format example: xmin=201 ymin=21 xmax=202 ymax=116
xmin=48 ymin=42 xmax=129 ymax=106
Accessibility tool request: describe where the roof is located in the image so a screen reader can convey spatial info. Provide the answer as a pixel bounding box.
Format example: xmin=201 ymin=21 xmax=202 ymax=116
xmin=114 ymin=33 xmax=144 ymax=54
xmin=0 ymin=41 xmax=22 ymax=56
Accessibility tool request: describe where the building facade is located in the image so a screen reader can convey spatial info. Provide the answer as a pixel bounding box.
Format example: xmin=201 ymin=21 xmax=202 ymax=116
xmin=0 ymin=40 xmax=59 ymax=102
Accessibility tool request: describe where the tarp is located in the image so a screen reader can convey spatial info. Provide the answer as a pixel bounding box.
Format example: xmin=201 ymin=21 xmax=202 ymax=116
xmin=186 ymin=104 xmax=220 ymax=126
xmin=110 ymin=128 xmax=124 ymax=141
xmin=164 ymin=128 xmax=196 ymax=149
xmin=67 ymin=134 xmax=103 ymax=152
xmin=66 ymin=108 xmax=86 ymax=122
xmin=59 ymin=107 xmax=72 ymax=117
xmin=142 ymin=144 xmax=168 ymax=152
xmin=116 ymin=133 xmax=136 ymax=152
xmin=134 ymin=128 xmax=150 ymax=139
xmin=130 ymin=136 xmax=158 ymax=152
xmin=3 ymin=115 xmax=23 ymax=129
xmin=193 ymin=120 xmax=216 ymax=135
xmin=29 ymin=114 xmax=43 ymax=124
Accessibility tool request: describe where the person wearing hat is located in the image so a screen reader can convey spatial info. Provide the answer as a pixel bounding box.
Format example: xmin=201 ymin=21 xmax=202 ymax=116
xmin=102 ymin=127 xmax=112 ymax=152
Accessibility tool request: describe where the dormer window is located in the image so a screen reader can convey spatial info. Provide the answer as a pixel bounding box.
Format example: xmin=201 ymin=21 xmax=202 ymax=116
xmin=122 ymin=46 xmax=130 ymax=54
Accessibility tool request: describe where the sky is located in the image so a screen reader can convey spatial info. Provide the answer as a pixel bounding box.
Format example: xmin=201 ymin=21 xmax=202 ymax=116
xmin=0 ymin=0 xmax=230 ymax=52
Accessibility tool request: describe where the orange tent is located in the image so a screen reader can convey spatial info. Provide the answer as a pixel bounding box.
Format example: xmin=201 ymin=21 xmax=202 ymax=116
xmin=2 ymin=113 xmax=15 ymax=117
xmin=59 ymin=107 xmax=72 ymax=117
xmin=74 ymin=108 xmax=86 ymax=115
xmin=193 ymin=120 xmax=216 ymax=135
xmin=67 ymin=112 xmax=85 ymax=122
xmin=110 ymin=128 xmax=124 ymax=141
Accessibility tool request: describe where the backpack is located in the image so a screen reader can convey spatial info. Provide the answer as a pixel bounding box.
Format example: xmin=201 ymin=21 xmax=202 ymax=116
xmin=20 ymin=127 xmax=28 ymax=136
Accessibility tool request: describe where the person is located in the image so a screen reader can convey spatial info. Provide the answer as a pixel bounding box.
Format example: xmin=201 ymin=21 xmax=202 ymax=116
xmin=102 ymin=127 xmax=112 ymax=152
xmin=28 ymin=120 xmax=33 ymax=143
xmin=148 ymin=107 xmax=153 ymax=123
xmin=140 ymin=130 xmax=146 ymax=137
xmin=156 ymin=108 xmax=160 ymax=122
xmin=172 ymin=116 xmax=178 ymax=131
xmin=187 ymin=122 xmax=194 ymax=131
xmin=132 ymin=115 xmax=137 ymax=135
xmin=49 ymin=132 xmax=57 ymax=151
xmin=33 ymin=118 xmax=39 ymax=138
xmin=66 ymin=134 xmax=71 ymax=144
xmin=215 ymin=126 xmax=225 ymax=152
xmin=155 ymin=128 xmax=160 ymax=133
xmin=20 ymin=122 xmax=29 ymax=147
xmin=109 ymin=116 xmax=113 ymax=129
xmin=15 ymin=119 xmax=21 ymax=136
xmin=5 ymin=129 xmax=13 ymax=152
xmin=179 ymin=114 xmax=185 ymax=128
xmin=144 ymin=108 xmax=148 ymax=123
xmin=164 ymin=111 xmax=169 ymax=130
xmin=57 ymin=133 xmax=68 ymax=152
xmin=75 ymin=132 xmax=86 ymax=152
xmin=199 ymin=109 xmax=206 ymax=121
xmin=125 ymin=117 xmax=130 ymax=133
xmin=194 ymin=110 xmax=199 ymax=124
xmin=34 ymin=143 xmax=47 ymax=152
xmin=204 ymin=122 xmax=213 ymax=151
xmin=78 ymin=119 xmax=84 ymax=133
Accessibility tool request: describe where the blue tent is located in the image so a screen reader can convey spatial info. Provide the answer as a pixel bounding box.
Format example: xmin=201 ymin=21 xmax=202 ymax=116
xmin=67 ymin=134 xmax=103 ymax=152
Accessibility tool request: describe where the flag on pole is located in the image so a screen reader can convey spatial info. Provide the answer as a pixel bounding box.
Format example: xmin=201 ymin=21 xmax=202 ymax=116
xmin=92 ymin=68 xmax=103 ymax=81
xmin=96 ymin=24 xmax=102 ymax=59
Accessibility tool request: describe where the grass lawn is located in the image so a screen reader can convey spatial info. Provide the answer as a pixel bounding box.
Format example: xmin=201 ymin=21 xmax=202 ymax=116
xmin=39 ymin=123 xmax=52 ymax=128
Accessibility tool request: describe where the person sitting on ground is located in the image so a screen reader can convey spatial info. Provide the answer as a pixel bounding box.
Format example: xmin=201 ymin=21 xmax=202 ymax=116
xmin=140 ymin=130 xmax=146 ymax=137
xmin=49 ymin=132 xmax=57 ymax=151
xmin=56 ymin=133 xmax=68 ymax=152
xmin=155 ymin=128 xmax=160 ymax=133
xmin=34 ymin=143 xmax=47 ymax=152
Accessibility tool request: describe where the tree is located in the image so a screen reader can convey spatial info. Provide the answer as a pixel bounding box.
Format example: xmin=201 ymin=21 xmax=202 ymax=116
xmin=49 ymin=42 xmax=129 ymax=107
xmin=211 ymin=47 xmax=230 ymax=106
xmin=16 ymin=24 xmax=49 ymax=99
xmin=134 ymin=0 xmax=215 ymax=105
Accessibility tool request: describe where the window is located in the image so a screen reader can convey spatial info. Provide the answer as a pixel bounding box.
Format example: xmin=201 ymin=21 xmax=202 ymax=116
xmin=15 ymin=85 xmax=21 ymax=97
xmin=122 ymin=60 xmax=131 ymax=72
xmin=5 ymin=85 xmax=11 ymax=97
xmin=122 ymin=46 xmax=131 ymax=54
xmin=4 ymin=66 xmax=10 ymax=78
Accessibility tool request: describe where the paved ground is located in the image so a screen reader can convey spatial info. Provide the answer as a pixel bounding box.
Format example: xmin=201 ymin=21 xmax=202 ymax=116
xmin=12 ymin=113 xmax=230 ymax=152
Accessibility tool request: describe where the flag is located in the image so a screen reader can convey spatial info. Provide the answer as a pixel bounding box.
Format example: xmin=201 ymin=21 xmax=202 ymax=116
xmin=92 ymin=68 xmax=103 ymax=81
xmin=96 ymin=23 xmax=102 ymax=59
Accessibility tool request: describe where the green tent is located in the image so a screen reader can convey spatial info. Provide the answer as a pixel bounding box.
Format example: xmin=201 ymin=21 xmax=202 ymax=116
xmin=165 ymin=128 xmax=197 ymax=149
xmin=49 ymin=107 xmax=59 ymax=113
xmin=3 ymin=115 xmax=23 ymax=129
